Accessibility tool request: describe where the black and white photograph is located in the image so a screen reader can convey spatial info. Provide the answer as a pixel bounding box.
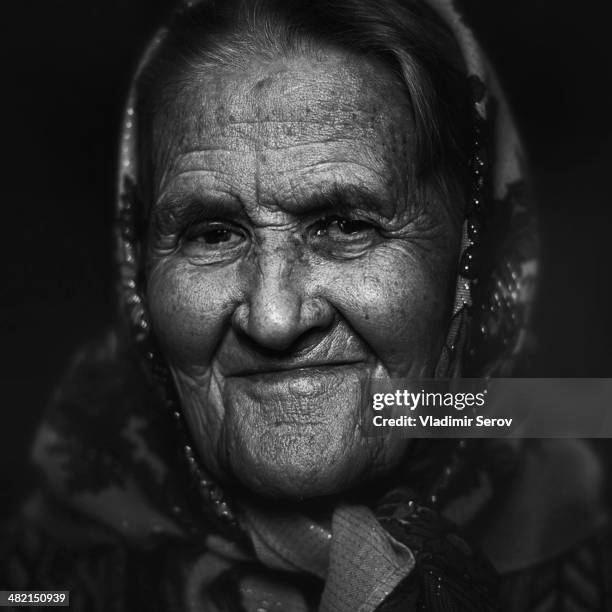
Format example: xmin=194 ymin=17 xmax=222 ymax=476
xmin=2 ymin=0 xmax=612 ymax=610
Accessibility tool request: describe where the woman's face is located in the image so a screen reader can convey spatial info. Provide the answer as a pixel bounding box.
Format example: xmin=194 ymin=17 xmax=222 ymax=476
xmin=145 ymin=47 xmax=461 ymax=498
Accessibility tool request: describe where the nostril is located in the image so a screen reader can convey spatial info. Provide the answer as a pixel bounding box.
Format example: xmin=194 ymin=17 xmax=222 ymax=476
xmin=290 ymin=324 xmax=337 ymax=356
xmin=232 ymin=303 xmax=250 ymax=335
xmin=301 ymin=297 xmax=334 ymax=330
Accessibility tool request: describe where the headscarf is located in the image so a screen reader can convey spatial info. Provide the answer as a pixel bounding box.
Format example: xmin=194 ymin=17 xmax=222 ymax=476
xmin=27 ymin=1 xmax=603 ymax=610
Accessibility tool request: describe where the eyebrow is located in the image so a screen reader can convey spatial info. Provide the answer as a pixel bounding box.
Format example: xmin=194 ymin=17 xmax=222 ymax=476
xmin=291 ymin=185 xmax=396 ymax=218
xmin=151 ymin=194 xmax=245 ymax=235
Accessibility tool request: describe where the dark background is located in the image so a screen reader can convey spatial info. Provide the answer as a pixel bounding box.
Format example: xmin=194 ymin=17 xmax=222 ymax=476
xmin=2 ymin=1 xmax=612 ymax=515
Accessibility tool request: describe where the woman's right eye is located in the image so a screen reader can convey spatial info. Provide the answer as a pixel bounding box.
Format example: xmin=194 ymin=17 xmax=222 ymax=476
xmin=181 ymin=221 xmax=247 ymax=262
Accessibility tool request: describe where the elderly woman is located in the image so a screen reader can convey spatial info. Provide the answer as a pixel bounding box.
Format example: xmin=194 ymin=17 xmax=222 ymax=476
xmin=2 ymin=0 xmax=610 ymax=610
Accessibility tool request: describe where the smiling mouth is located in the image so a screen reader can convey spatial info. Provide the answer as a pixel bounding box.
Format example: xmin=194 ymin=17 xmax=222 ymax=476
xmin=225 ymin=362 xmax=369 ymax=400
xmin=227 ymin=361 xmax=367 ymax=380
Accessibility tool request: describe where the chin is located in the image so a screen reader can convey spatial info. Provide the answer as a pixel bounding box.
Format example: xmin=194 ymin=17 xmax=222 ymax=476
xmin=225 ymin=425 xmax=378 ymax=500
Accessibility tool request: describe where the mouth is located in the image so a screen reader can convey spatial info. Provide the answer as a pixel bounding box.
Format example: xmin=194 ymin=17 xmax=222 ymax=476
xmin=226 ymin=360 xmax=367 ymax=380
xmin=225 ymin=362 xmax=370 ymax=402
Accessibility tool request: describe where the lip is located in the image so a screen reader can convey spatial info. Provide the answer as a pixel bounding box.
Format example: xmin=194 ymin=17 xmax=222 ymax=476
xmin=225 ymin=362 xmax=369 ymax=400
xmin=226 ymin=360 xmax=366 ymax=380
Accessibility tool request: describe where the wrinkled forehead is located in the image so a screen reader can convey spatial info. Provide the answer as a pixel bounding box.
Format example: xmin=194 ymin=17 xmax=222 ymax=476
xmin=149 ymin=48 xmax=415 ymax=198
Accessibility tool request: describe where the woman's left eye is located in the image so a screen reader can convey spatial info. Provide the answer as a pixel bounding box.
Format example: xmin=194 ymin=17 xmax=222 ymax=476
xmin=309 ymin=216 xmax=380 ymax=257
xmin=317 ymin=217 xmax=374 ymax=237
xmin=311 ymin=216 xmax=378 ymax=241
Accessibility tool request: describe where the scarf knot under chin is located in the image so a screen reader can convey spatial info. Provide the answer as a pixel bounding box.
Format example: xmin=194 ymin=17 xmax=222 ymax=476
xmin=193 ymin=498 xmax=499 ymax=612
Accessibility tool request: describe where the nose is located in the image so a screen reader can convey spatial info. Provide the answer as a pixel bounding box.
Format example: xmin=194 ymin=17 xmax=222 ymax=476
xmin=232 ymin=249 xmax=334 ymax=352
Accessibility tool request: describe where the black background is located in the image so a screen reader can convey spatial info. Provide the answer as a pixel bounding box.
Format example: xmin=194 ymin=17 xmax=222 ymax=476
xmin=2 ymin=1 xmax=612 ymax=515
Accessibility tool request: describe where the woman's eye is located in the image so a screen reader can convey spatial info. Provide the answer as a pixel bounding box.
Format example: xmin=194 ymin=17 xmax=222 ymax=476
xmin=310 ymin=216 xmax=380 ymax=257
xmin=316 ymin=218 xmax=374 ymax=237
xmin=193 ymin=227 xmax=239 ymax=245
xmin=181 ymin=221 xmax=247 ymax=261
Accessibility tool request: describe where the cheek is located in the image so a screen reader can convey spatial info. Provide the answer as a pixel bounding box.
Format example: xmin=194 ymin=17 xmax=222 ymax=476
xmin=146 ymin=260 xmax=239 ymax=366
xmin=328 ymin=246 xmax=456 ymax=373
